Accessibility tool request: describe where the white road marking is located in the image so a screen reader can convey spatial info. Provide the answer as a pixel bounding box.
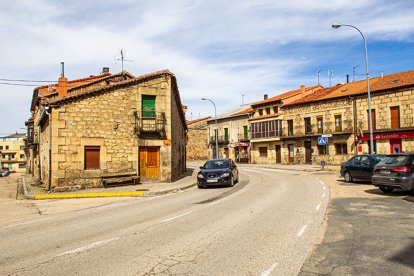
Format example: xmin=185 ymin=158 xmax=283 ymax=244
xmin=57 ymin=237 xmax=120 ymax=256
xmin=297 ymin=224 xmax=308 ymax=237
xmin=260 ymin=261 xmax=279 ymax=276
xmin=4 ymin=219 xmax=49 ymax=229
xmin=323 ymin=186 xmax=327 ymax=190
xmin=242 ymin=169 xmax=259 ymax=172
xmin=315 ymin=203 xmax=321 ymax=212
xmin=161 ymin=211 xmax=193 ymax=223
xmin=322 ymin=192 xmax=326 ymax=198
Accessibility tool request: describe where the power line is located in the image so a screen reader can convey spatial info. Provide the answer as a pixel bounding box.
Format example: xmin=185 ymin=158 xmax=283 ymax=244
xmin=0 ymin=82 xmax=40 ymax=87
xmin=0 ymin=78 xmax=55 ymax=83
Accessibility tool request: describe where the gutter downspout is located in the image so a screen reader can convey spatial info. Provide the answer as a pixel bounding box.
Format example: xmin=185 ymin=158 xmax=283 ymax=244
xmin=45 ymin=106 xmax=52 ymax=191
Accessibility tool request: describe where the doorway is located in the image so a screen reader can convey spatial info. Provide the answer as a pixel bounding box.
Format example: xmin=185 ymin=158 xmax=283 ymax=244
xmin=275 ymin=145 xmax=281 ymax=163
xmin=288 ymin=144 xmax=294 ymax=163
xmin=139 ymin=146 xmax=160 ymax=181
xmin=305 ymin=141 xmax=312 ymax=164
xmin=390 ymin=139 xmax=402 ymax=153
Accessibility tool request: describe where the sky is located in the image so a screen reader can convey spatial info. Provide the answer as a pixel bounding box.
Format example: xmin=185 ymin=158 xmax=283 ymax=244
xmin=0 ymin=0 xmax=413 ymax=135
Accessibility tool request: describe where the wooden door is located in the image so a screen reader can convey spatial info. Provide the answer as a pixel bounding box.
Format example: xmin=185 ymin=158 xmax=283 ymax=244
xmin=275 ymin=145 xmax=281 ymax=163
xmin=139 ymin=146 xmax=160 ymax=181
xmin=305 ymin=141 xmax=312 ymax=164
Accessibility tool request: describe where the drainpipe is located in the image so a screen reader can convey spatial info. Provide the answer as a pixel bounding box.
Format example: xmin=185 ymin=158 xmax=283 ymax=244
xmin=45 ymin=106 xmax=52 ymax=191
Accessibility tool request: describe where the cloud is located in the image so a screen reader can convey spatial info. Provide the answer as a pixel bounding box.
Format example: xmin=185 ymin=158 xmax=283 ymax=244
xmin=0 ymin=0 xmax=413 ymax=133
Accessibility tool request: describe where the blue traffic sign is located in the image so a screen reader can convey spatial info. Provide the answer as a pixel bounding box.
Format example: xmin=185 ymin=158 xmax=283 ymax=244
xmin=318 ymin=137 xmax=327 ymax=145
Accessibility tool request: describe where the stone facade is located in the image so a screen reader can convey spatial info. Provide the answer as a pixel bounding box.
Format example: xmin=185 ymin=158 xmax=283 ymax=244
xmin=186 ymin=117 xmax=210 ymax=160
xmin=28 ymin=70 xmax=187 ymax=191
xmin=206 ymin=105 xmax=252 ymax=162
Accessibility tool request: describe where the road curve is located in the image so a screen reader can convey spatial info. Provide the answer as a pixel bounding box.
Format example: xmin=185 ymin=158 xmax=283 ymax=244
xmin=0 ymin=167 xmax=329 ymax=275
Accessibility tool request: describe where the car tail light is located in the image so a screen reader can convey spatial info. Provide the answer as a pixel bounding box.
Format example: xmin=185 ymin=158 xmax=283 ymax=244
xmin=373 ymin=165 xmax=379 ymax=171
xmin=391 ymin=167 xmax=410 ymax=172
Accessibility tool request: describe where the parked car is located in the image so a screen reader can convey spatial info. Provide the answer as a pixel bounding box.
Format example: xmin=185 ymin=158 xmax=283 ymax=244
xmin=372 ymin=153 xmax=414 ymax=193
xmin=0 ymin=168 xmax=10 ymax=177
xmin=340 ymin=154 xmax=386 ymax=183
xmin=197 ymin=158 xmax=239 ymax=188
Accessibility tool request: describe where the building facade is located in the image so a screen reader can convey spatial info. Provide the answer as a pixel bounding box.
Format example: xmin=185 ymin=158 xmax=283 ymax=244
xmin=249 ymin=85 xmax=322 ymax=164
xmin=206 ymin=105 xmax=253 ymax=162
xmin=0 ymin=133 xmax=27 ymax=173
xmin=281 ymin=70 xmax=414 ymax=165
xmin=27 ymin=69 xmax=187 ymax=191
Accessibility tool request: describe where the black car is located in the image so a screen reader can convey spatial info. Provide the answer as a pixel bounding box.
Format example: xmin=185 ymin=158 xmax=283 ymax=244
xmin=197 ymin=159 xmax=239 ymax=188
xmin=372 ymin=153 xmax=414 ymax=193
xmin=0 ymin=168 xmax=10 ymax=177
xmin=340 ymin=154 xmax=386 ymax=183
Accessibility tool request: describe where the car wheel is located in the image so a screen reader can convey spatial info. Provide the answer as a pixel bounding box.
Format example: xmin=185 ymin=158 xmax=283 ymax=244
xmin=379 ymin=187 xmax=394 ymax=193
xmin=198 ymin=185 xmax=204 ymax=189
xmin=344 ymin=172 xmax=353 ymax=183
xmin=229 ymin=176 xmax=234 ymax=187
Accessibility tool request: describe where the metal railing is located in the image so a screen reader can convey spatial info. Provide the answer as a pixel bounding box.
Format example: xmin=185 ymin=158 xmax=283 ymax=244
xmin=136 ymin=112 xmax=166 ymax=138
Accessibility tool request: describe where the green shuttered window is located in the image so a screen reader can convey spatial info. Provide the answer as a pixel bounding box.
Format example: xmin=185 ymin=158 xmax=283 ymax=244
xmin=142 ymin=95 xmax=156 ymax=118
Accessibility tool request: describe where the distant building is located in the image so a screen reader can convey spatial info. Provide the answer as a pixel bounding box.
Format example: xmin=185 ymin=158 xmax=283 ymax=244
xmin=0 ymin=133 xmax=27 ymax=173
xmin=27 ymin=69 xmax=187 ymax=191
xmin=206 ymin=104 xmax=254 ymax=162
xmin=186 ymin=117 xmax=211 ymax=160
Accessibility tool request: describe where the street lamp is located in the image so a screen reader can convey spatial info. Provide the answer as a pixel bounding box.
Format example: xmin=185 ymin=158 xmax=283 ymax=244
xmin=201 ymin=98 xmax=219 ymax=159
xmin=332 ymin=22 xmax=374 ymax=154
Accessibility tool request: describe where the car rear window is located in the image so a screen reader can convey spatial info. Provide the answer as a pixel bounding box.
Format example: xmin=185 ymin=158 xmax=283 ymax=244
xmin=381 ymin=155 xmax=409 ymax=165
xmin=204 ymin=160 xmax=230 ymax=169
xmin=373 ymin=155 xmax=386 ymax=163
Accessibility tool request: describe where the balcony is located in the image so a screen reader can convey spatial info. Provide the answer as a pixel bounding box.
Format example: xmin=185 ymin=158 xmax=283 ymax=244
xmin=209 ymin=135 xmax=229 ymax=144
xmin=238 ymin=133 xmax=250 ymax=142
xmin=251 ymin=129 xmax=283 ymax=139
xmin=286 ymin=119 xmax=354 ymax=137
xmin=135 ymin=112 xmax=166 ymax=139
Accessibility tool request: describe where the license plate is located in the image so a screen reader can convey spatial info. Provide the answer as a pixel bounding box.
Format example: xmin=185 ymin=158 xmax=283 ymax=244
xmin=380 ymin=170 xmax=390 ymax=174
xmin=207 ymin=179 xmax=218 ymax=183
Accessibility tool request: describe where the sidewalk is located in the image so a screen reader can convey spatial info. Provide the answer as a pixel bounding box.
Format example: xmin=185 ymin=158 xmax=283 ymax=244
xmin=22 ymin=167 xmax=198 ymax=200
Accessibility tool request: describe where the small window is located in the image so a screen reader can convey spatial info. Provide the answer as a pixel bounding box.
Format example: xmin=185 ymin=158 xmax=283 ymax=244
xmin=19 ymin=164 xmax=26 ymax=168
xmin=20 ymin=154 xmax=25 ymax=158
xmin=259 ymin=147 xmax=268 ymax=157
xmin=335 ymin=143 xmax=347 ymax=154
xmin=0 ymin=146 xmax=3 ymax=150
xmin=334 ymin=115 xmax=342 ymax=132
xmin=273 ymin=106 xmax=279 ymax=114
xmin=20 ymin=146 xmax=25 ymax=150
xmin=287 ymin=120 xmax=294 ymax=136
xmin=5 ymin=145 xmax=9 ymax=150
xmin=266 ymin=107 xmax=271 ymax=115
xmin=85 ymin=146 xmax=100 ymax=170
xmin=317 ymin=116 xmax=323 ymax=134
xmin=258 ymin=109 xmax=263 ymax=116
xmin=142 ymin=95 xmax=156 ymax=118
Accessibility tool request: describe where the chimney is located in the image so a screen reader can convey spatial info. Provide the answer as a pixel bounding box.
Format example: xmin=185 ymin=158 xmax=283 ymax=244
xmin=346 ymin=74 xmax=349 ymax=83
xmin=300 ymin=85 xmax=305 ymax=97
xmin=57 ymin=76 xmax=68 ymax=98
xmin=264 ymin=94 xmax=268 ymax=100
xmin=102 ymin=67 xmax=110 ymax=75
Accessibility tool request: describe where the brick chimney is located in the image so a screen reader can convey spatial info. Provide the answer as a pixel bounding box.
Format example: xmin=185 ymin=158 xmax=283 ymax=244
xmin=57 ymin=76 xmax=68 ymax=98
xmin=300 ymin=85 xmax=305 ymax=97
xmin=264 ymin=94 xmax=268 ymax=100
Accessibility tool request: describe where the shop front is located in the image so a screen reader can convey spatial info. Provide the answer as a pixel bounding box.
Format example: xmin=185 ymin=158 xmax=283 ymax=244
xmin=235 ymin=142 xmax=250 ymax=163
xmin=359 ymin=130 xmax=414 ymax=154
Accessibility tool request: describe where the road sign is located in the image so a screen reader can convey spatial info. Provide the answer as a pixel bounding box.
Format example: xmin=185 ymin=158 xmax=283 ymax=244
xmin=321 ymin=134 xmax=332 ymax=138
xmin=318 ymin=137 xmax=327 ymax=145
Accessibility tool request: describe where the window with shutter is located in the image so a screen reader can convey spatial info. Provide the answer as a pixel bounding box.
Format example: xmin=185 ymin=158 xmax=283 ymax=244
xmin=390 ymin=106 xmax=400 ymax=129
xmin=85 ymin=146 xmax=100 ymax=170
xmin=142 ymin=95 xmax=156 ymax=118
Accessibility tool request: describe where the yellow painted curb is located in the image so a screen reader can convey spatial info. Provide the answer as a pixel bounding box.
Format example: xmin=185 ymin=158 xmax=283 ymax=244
xmin=34 ymin=191 xmax=145 ymax=199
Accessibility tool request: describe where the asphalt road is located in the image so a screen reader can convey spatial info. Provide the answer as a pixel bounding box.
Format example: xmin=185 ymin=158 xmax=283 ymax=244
xmin=0 ymin=167 xmax=329 ymax=275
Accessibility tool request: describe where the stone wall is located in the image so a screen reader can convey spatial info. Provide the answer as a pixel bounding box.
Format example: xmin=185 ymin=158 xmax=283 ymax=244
xmin=187 ymin=119 xmax=209 ymax=160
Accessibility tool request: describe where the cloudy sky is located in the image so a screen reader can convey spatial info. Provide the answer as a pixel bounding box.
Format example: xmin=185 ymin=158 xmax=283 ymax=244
xmin=1 ymin=0 xmax=413 ymax=135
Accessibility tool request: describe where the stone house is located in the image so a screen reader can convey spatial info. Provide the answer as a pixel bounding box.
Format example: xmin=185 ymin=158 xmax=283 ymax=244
xmin=206 ymin=104 xmax=253 ymax=162
xmin=281 ymin=69 xmax=414 ymax=165
xmin=0 ymin=133 xmax=27 ymax=173
xmin=27 ymin=69 xmax=187 ymax=191
xmin=249 ymin=85 xmax=322 ymax=164
xmin=186 ymin=117 xmax=210 ymax=160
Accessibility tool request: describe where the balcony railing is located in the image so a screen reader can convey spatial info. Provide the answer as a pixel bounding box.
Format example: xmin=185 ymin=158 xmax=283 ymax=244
xmin=209 ymin=135 xmax=229 ymax=144
xmin=135 ymin=112 xmax=166 ymax=138
xmin=251 ymin=129 xmax=283 ymax=139
xmin=238 ymin=133 xmax=250 ymax=142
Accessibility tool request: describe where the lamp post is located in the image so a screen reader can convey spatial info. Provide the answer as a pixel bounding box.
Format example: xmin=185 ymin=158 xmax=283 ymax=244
xmin=201 ymin=98 xmax=219 ymax=159
xmin=332 ymin=23 xmax=374 ymax=154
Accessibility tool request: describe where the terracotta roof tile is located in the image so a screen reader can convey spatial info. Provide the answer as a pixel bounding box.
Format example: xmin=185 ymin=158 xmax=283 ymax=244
xmin=248 ymin=113 xmax=282 ymax=121
xmin=252 ymin=85 xmax=322 ymax=107
xmin=283 ymin=85 xmax=342 ymax=106
xmin=186 ymin=117 xmax=211 ymax=125
xmin=233 ymin=107 xmax=254 ymax=115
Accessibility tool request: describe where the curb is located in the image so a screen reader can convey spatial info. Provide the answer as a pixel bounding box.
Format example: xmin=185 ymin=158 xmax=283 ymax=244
xmin=22 ymin=177 xmax=35 ymax=200
xmin=34 ymin=191 xmax=145 ymax=200
xmin=146 ymin=183 xmax=197 ymax=197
